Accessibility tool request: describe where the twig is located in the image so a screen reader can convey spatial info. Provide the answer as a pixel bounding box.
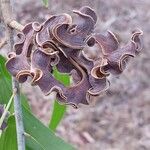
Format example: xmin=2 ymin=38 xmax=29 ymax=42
xmin=0 ymin=90 xmax=16 ymax=128
xmin=1 ymin=0 xmax=24 ymax=31
xmin=0 ymin=90 xmax=16 ymax=137
xmin=0 ymin=37 xmax=7 ymax=49
xmin=8 ymin=20 xmax=24 ymax=31
xmin=12 ymin=80 xmax=25 ymax=150
xmin=0 ymin=0 xmax=26 ymax=150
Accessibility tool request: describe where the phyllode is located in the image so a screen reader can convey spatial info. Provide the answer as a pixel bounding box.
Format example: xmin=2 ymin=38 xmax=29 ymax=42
xmin=6 ymin=6 xmax=143 ymax=108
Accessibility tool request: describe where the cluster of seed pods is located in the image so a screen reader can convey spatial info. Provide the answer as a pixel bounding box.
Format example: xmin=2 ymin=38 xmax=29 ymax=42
xmin=6 ymin=6 xmax=143 ymax=108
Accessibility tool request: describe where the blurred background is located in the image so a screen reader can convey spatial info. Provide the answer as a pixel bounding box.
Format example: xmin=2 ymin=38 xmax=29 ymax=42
xmin=1 ymin=0 xmax=150 ymax=149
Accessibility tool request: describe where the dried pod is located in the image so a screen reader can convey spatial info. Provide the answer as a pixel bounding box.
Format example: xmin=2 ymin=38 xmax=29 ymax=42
xmin=95 ymin=29 xmax=143 ymax=75
xmin=6 ymin=6 xmax=143 ymax=108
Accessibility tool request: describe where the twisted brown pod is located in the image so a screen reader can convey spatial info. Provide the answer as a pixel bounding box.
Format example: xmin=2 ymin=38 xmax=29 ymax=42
xmin=6 ymin=6 xmax=143 ymax=108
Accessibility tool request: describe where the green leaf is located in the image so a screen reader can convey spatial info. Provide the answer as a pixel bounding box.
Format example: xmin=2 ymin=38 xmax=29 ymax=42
xmin=0 ymin=104 xmax=74 ymax=150
xmin=53 ymin=68 xmax=70 ymax=86
xmin=0 ymin=115 xmax=17 ymax=150
xmin=42 ymin=0 xmax=49 ymax=7
xmin=0 ymin=55 xmax=12 ymax=104
xmin=25 ymin=133 xmax=44 ymax=150
xmin=23 ymin=106 xmax=75 ymax=150
xmin=20 ymin=93 xmax=31 ymax=111
xmin=49 ymin=101 xmax=67 ymax=131
xmin=49 ymin=68 xmax=70 ymax=131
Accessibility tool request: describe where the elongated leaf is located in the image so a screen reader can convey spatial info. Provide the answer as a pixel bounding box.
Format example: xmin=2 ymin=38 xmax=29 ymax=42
xmin=23 ymin=106 xmax=74 ymax=150
xmin=42 ymin=0 xmax=49 ymax=7
xmin=26 ymin=134 xmax=44 ymax=150
xmin=0 ymin=104 xmax=74 ymax=150
xmin=53 ymin=68 xmax=70 ymax=86
xmin=49 ymin=68 xmax=70 ymax=131
xmin=0 ymin=55 xmax=12 ymax=104
xmin=21 ymin=94 xmax=31 ymax=111
xmin=49 ymin=101 xmax=66 ymax=131
xmin=0 ymin=115 xmax=17 ymax=150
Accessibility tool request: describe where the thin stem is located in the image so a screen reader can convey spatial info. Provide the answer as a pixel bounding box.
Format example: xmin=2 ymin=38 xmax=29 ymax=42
xmin=12 ymin=80 xmax=25 ymax=150
xmin=1 ymin=0 xmax=24 ymax=31
xmin=8 ymin=20 xmax=24 ymax=31
xmin=0 ymin=90 xmax=16 ymax=129
xmin=0 ymin=37 xmax=7 ymax=49
xmin=0 ymin=0 xmax=26 ymax=150
xmin=0 ymin=91 xmax=16 ymax=138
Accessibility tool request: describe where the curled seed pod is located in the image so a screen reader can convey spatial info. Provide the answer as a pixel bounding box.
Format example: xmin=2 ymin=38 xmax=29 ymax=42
xmin=5 ymin=6 xmax=143 ymax=108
